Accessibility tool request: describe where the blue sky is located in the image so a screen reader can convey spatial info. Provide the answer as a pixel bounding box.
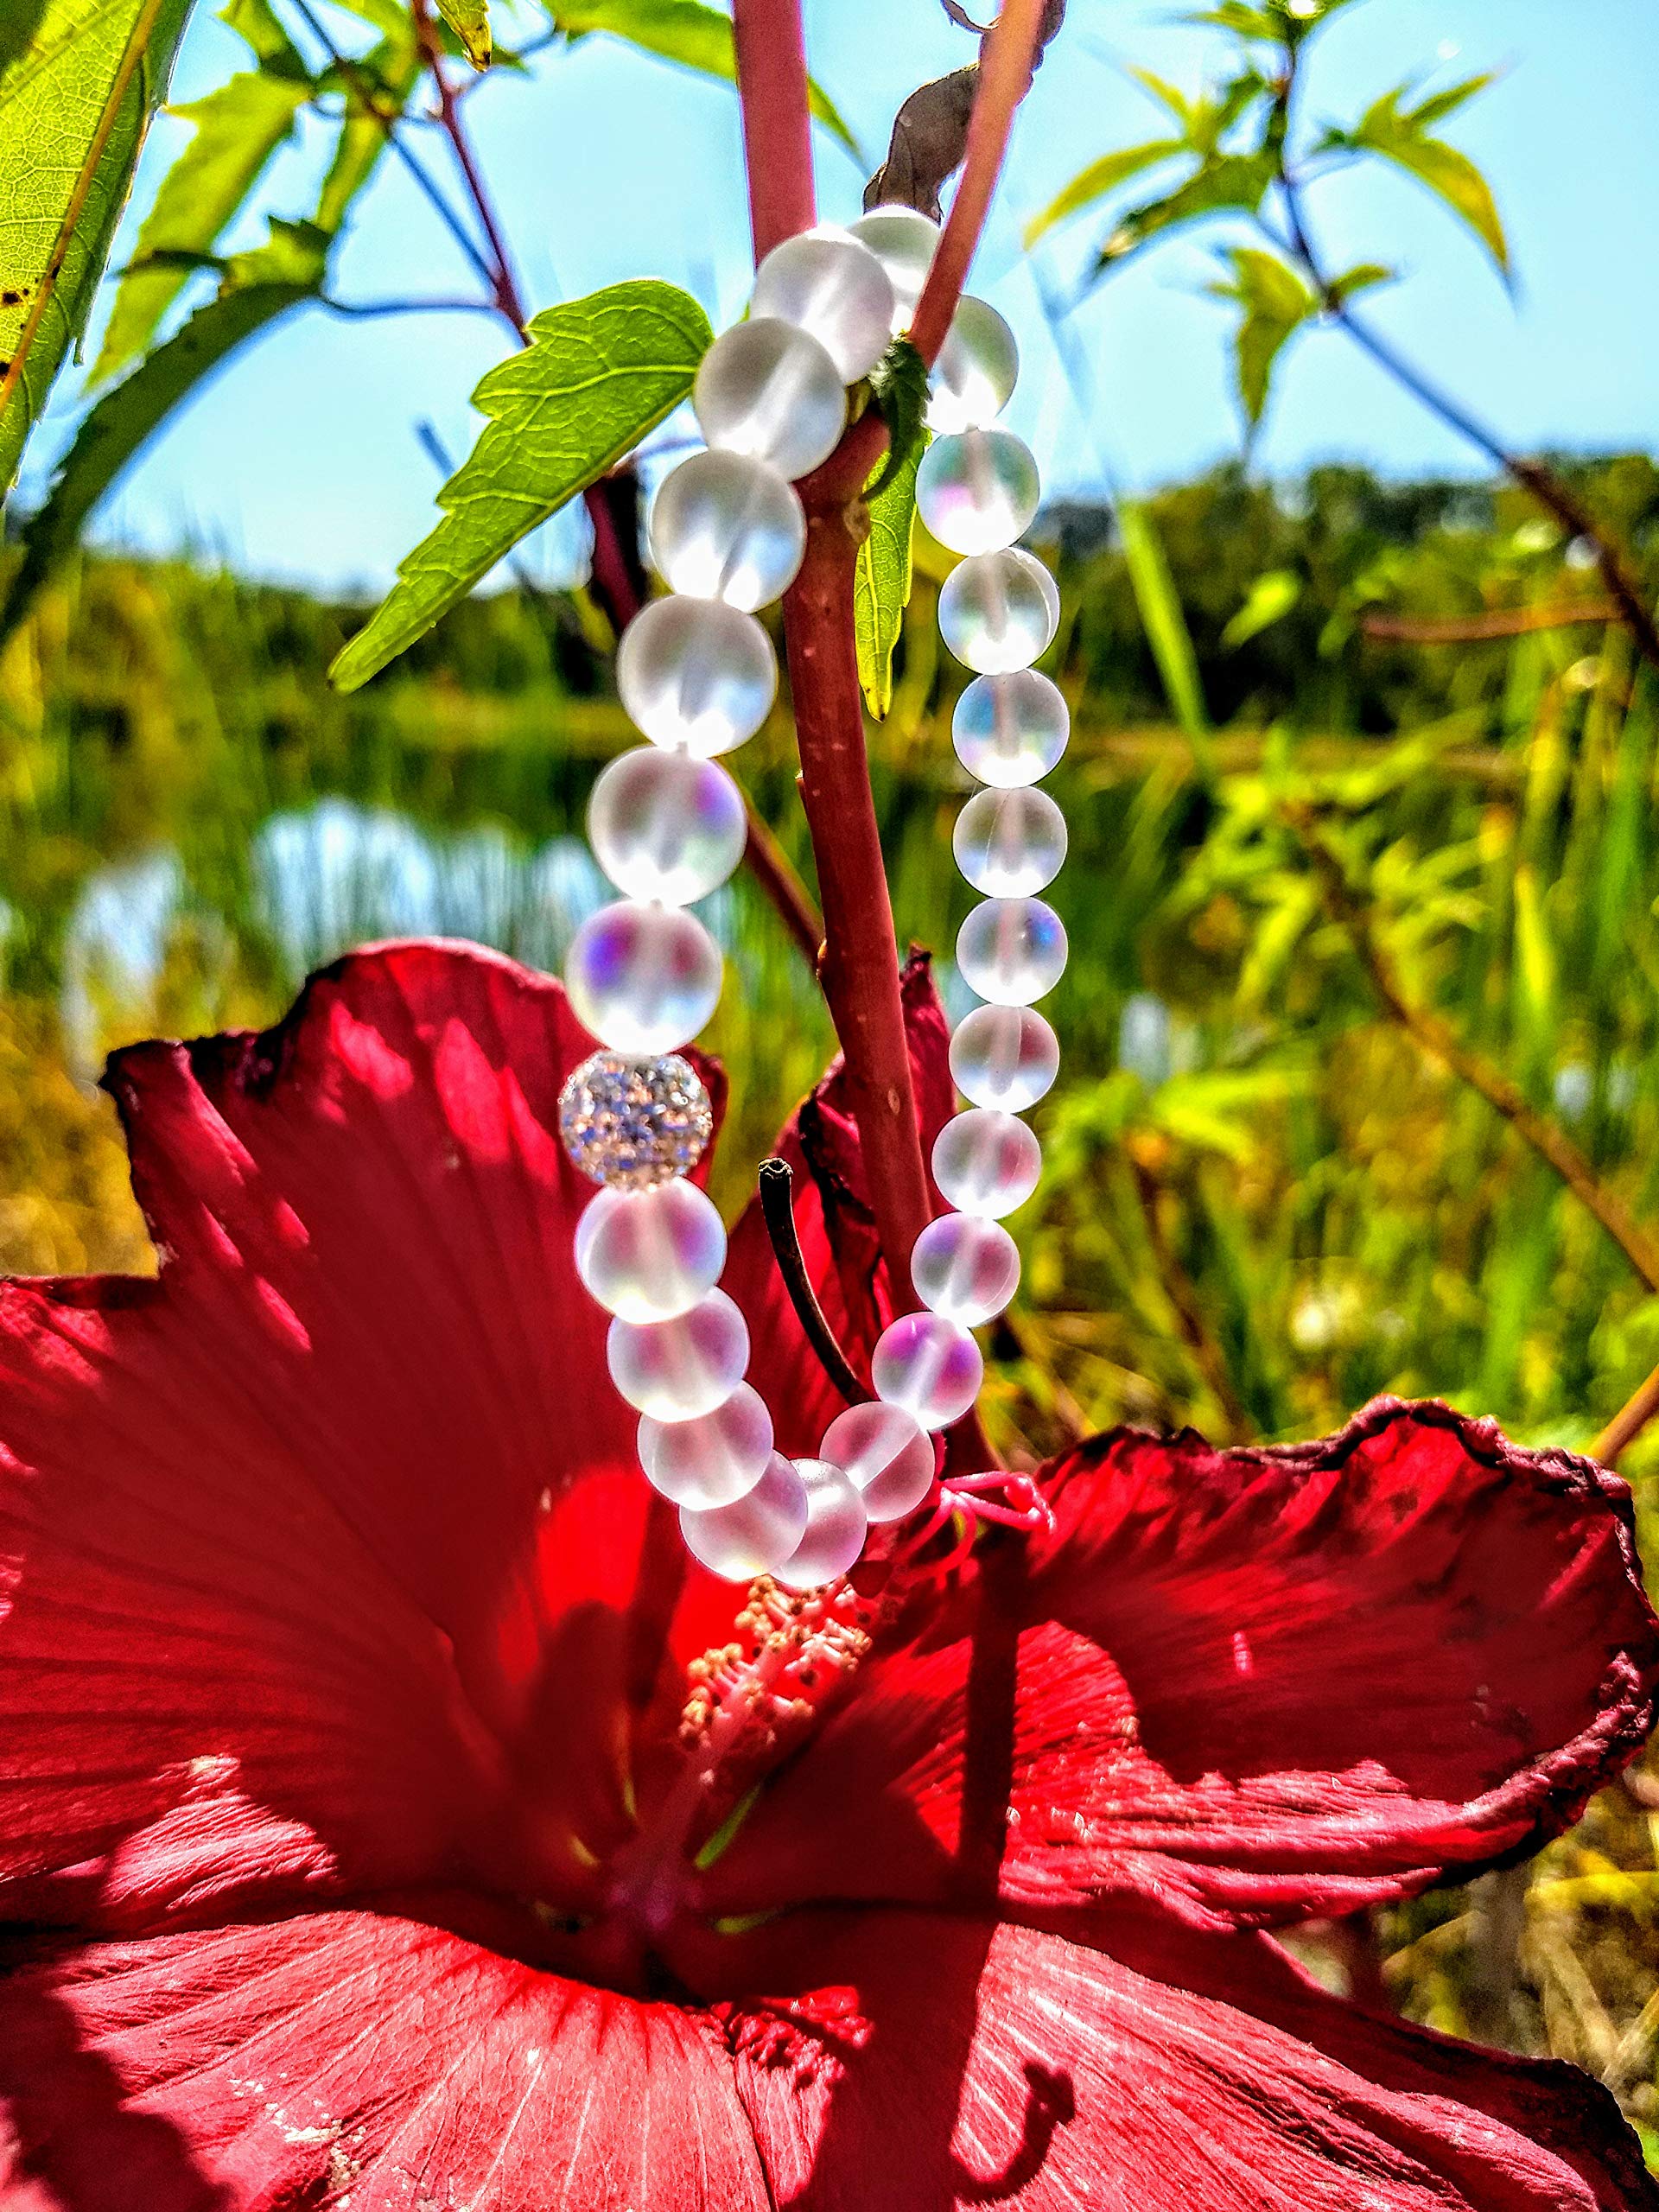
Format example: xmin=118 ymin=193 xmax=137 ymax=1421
xmin=24 ymin=0 xmax=1659 ymax=595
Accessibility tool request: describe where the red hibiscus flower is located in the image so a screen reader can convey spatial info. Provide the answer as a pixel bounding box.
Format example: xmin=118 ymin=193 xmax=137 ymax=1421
xmin=3 ymin=939 xmax=1657 ymax=2210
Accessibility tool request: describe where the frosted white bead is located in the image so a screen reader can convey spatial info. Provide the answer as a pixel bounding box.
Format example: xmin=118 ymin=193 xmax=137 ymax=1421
xmin=938 ymin=549 xmax=1058 ymax=673
xmin=950 ymin=1003 xmax=1060 ymax=1111
xmin=588 ymin=747 xmax=747 ymax=906
xmin=773 ymin=1458 xmax=869 ymax=1590
xmin=681 ymin=1450 xmax=810 ymax=1580
xmin=953 ymin=785 xmax=1068 ymax=896
xmin=820 ymin=1400 xmax=936 ymax=1523
xmin=639 ymin=1382 xmax=774 ymax=1510
xmin=751 ymin=225 xmax=896 ymax=382
xmin=916 ymin=428 xmax=1040 ymax=556
xmin=932 ymin=1109 xmax=1043 ymax=1218
xmin=952 ymin=671 xmax=1070 ymax=786
xmin=649 ymin=451 xmax=805 ymax=611
xmin=849 ymin=205 xmax=939 ymax=326
xmin=956 ymin=894 xmax=1067 ymax=1006
xmin=693 ymin=318 xmax=847 ymax=481
xmin=872 ymin=1311 xmax=984 ymax=1431
xmin=912 ymin=1211 xmax=1020 ymax=1325
xmin=566 ymin=900 xmax=723 ymax=1052
xmin=575 ymin=1179 xmax=726 ymax=1324
xmin=607 ymin=1288 xmax=749 ymax=1421
xmin=929 ymin=295 xmax=1020 ymax=432
xmin=617 ymin=597 xmax=777 ymax=756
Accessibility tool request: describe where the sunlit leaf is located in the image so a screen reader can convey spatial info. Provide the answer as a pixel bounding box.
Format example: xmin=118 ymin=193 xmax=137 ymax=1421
xmin=1178 ymin=5 xmax=1280 ymax=38
xmin=315 ymin=18 xmax=423 ymax=232
xmin=1211 ymin=245 xmax=1316 ymax=427
xmin=550 ymin=0 xmax=858 ymax=157
xmin=0 ymin=0 xmax=194 ymax=497
xmin=866 ymin=334 xmax=927 ymax=495
xmin=1098 ymin=151 xmax=1274 ymax=269
xmin=1343 ymin=86 xmax=1510 ymax=276
xmin=331 ymin=280 xmax=712 ymax=692
xmin=435 ymin=0 xmax=490 ymax=67
xmin=1127 ymin=65 xmax=1193 ymax=129
xmin=0 ymin=0 xmax=49 ymax=73
xmin=92 ymin=0 xmax=313 ymax=385
xmin=1221 ymin=566 xmax=1301 ymax=649
xmin=1327 ymin=259 xmax=1393 ymax=305
xmin=854 ymin=433 xmax=925 ymax=721
xmin=1118 ymin=497 xmax=1211 ymax=760
xmin=1025 ymin=137 xmax=1185 ymax=245
xmin=1406 ymin=71 xmax=1497 ymax=130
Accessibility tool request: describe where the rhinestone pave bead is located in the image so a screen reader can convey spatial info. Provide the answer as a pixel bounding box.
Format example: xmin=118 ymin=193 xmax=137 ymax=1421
xmin=558 ymin=1050 xmax=714 ymax=1189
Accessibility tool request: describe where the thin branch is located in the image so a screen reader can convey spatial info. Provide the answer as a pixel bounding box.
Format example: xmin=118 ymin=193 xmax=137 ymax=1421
xmin=410 ymin=0 xmax=526 ymax=327
xmin=323 ymin=294 xmax=499 ymax=319
xmin=742 ymin=810 xmax=823 ymax=970
xmin=1361 ymin=602 xmax=1618 ymax=644
xmin=1592 ymin=1363 xmax=1659 ymax=1470
xmin=758 ymin=1160 xmax=870 ymax=1406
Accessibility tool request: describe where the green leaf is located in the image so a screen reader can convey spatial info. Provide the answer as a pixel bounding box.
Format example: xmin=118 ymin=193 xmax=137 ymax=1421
xmin=1024 ymin=138 xmax=1184 ymax=246
xmin=435 ymin=0 xmax=490 ymax=67
xmin=1098 ymin=151 xmax=1275 ymax=269
xmin=1220 ymin=567 xmax=1300 ymax=649
xmin=1346 ymin=86 xmax=1509 ymax=276
xmin=92 ymin=0 xmax=313 ymax=384
xmin=1178 ymin=5 xmax=1280 ymax=39
xmin=0 ymin=0 xmax=49 ymax=74
xmin=331 ymin=279 xmax=712 ymax=692
xmin=854 ymin=433 xmax=925 ymax=721
xmin=866 ymin=334 xmax=927 ymax=497
xmin=1117 ymin=496 xmax=1211 ymax=763
xmin=1 ymin=218 xmax=325 ymax=628
xmin=1127 ymin=66 xmax=1192 ymax=130
xmin=0 ymin=0 xmax=194 ymax=498
xmin=1210 ymin=245 xmax=1316 ymax=427
xmin=1327 ymin=259 xmax=1393 ymax=305
xmin=551 ymin=0 xmax=858 ymax=157
xmin=315 ymin=22 xmax=423 ymax=232
xmin=1405 ymin=71 xmax=1497 ymax=130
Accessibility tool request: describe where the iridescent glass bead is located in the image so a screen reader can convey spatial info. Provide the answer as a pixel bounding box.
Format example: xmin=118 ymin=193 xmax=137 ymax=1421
xmin=607 ymin=1288 xmax=749 ymax=1421
xmin=820 ymin=1400 xmax=936 ymax=1523
xmin=952 ymin=671 xmax=1070 ymax=787
xmin=849 ymin=205 xmax=939 ymax=326
xmin=751 ymin=226 xmax=896 ymax=382
xmin=956 ymin=894 xmax=1067 ymax=1006
xmin=639 ymin=1382 xmax=773 ymax=1510
xmin=693 ymin=318 xmax=847 ymax=481
xmin=565 ymin=900 xmax=722 ymax=1053
xmin=649 ymin=450 xmax=805 ymax=611
xmin=616 ymin=597 xmax=777 ymax=758
xmin=929 ymin=295 xmax=1020 ymax=433
xmin=952 ymin=785 xmax=1067 ymax=897
xmin=872 ymin=1311 xmax=984 ymax=1431
xmin=938 ymin=548 xmax=1058 ymax=673
xmin=916 ymin=428 xmax=1040 ymax=556
xmin=588 ymin=747 xmax=747 ymax=906
xmin=949 ymin=1002 xmax=1060 ymax=1111
xmin=773 ymin=1459 xmax=868 ymax=1590
xmin=911 ymin=1211 xmax=1020 ymax=1325
xmin=680 ymin=1449 xmax=810 ymax=1580
xmin=574 ymin=1178 xmax=726 ymax=1321
xmin=931 ymin=1108 xmax=1043 ymax=1218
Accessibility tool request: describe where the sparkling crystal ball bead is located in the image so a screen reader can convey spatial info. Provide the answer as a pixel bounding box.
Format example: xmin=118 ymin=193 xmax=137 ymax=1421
xmin=693 ymin=318 xmax=847 ymax=482
xmin=588 ymin=747 xmax=747 ymax=906
xmin=952 ymin=671 xmax=1070 ymax=787
xmin=680 ymin=1449 xmax=810 ymax=1580
xmin=932 ymin=1108 xmax=1044 ymax=1218
xmin=558 ymin=1049 xmax=714 ymax=1188
xmin=872 ymin=1311 xmax=985 ymax=1432
xmin=911 ymin=1211 xmax=1021 ymax=1325
xmin=607 ymin=1287 xmax=750 ymax=1421
xmin=848 ymin=205 xmax=939 ymax=326
xmin=566 ymin=901 xmax=723 ymax=1054
xmin=928 ymin=295 xmax=1020 ymax=434
xmin=616 ymin=597 xmax=777 ymax=757
xmin=751 ymin=225 xmax=897 ymax=383
xmin=953 ymin=785 xmax=1068 ymax=897
xmin=957 ymin=894 xmax=1068 ymax=1006
xmin=574 ymin=1178 xmax=726 ymax=1322
xmin=639 ymin=1381 xmax=774 ymax=1510
xmin=950 ymin=1002 xmax=1060 ymax=1111
xmin=915 ymin=428 xmax=1041 ymax=556
xmin=774 ymin=1459 xmax=869 ymax=1591
xmin=650 ymin=450 xmax=806 ymax=612
xmin=820 ymin=1400 xmax=936 ymax=1523
xmin=938 ymin=548 xmax=1059 ymax=674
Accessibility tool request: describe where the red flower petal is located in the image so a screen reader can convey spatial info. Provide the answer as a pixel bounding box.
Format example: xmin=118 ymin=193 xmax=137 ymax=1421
xmin=0 ymin=944 xmax=809 ymax=1932
xmin=0 ymin=1906 xmax=772 ymax=2209
xmin=721 ymin=1907 xmax=1657 ymax=2210
xmin=707 ymin=1401 xmax=1659 ymax=1929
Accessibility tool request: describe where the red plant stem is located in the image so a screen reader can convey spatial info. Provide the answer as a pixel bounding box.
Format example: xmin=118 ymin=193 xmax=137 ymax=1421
xmin=730 ymin=0 xmax=817 ymax=258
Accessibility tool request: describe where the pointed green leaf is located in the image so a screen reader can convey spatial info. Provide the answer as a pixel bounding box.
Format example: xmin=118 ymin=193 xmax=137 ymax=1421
xmin=0 ymin=0 xmax=194 ymax=498
xmin=1024 ymin=138 xmax=1185 ymax=246
xmin=331 ymin=280 xmax=713 ymax=692
xmin=1127 ymin=66 xmax=1193 ymax=130
xmin=435 ymin=0 xmax=490 ymax=67
xmin=1098 ymin=151 xmax=1274 ymax=269
xmin=315 ymin=22 xmax=423 ymax=232
xmin=1349 ymin=87 xmax=1509 ymax=275
xmin=1117 ymin=497 xmax=1211 ymax=758
xmin=866 ymin=334 xmax=927 ymax=497
xmin=1210 ymin=245 xmax=1315 ymax=424
xmin=551 ymin=0 xmax=858 ymax=157
xmin=1405 ymin=71 xmax=1497 ymax=130
xmin=855 ymin=433 xmax=925 ymax=721
xmin=1327 ymin=259 xmax=1393 ymax=305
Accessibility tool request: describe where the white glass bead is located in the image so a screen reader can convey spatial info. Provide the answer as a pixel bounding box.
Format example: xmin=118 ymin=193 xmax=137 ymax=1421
xmin=929 ymin=296 xmax=1020 ymax=433
xmin=566 ymin=900 xmax=723 ymax=1052
xmin=950 ymin=1002 xmax=1060 ymax=1111
xmin=912 ymin=1211 xmax=1020 ymax=1325
xmin=681 ymin=1449 xmax=810 ymax=1580
xmin=916 ymin=429 xmax=1041 ymax=556
xmin=773 ymin=1458 xmax=869 ymax=1590
xmin=575 ymin=1178 xmax=726 ymax=1322
xmin=849 ymin=205 xmax=939 ymax=326
xmin=559 ymin=1050 xmax=714 ymax=1187
xmin=953 ymin=785 xmax=1068 ymax=896
xmin=932 ymin=1109 xmax=1043 ymax=1218
xmin=820 ymin=1400 xmax=936 ymax=1523
xmin=588 ymin=747 xmax=747 ymax=906
xmin=617 ymin=597 xmax=777 ymax=757
xmin=956 ymin=895 xmax=1068 ymax=1006
xmin=693 ymin=318 xmax=847 ymax=481
xmin=939 ymin=549 xmax=1058 ymax=674
xmin=872 ymin=1311 xmax=984 ymax=1431
xmin=649 ymin=451 xmax=805 ymax=612
xmin=607 ymin=1288 xmax=749 ymax=1421
xmin=952 ymin=671 xmax=1070 ymax=787
xmin=751 ymin=225 xmax=897 ymax=383
xmin=639 ymin=1382 xmax=774 ymax=1510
